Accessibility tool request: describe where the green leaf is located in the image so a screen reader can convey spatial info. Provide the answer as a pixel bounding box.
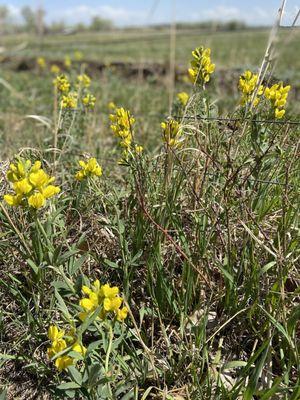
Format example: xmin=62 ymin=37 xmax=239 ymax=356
xmin=260 ymin=261 xmax=276 ymax=275
xmin=26 ymin=259 xmax=39 ymax=275
xmin=243 ymin=339 xmax=270 ymax=400
xmin=68 ymin=366 xmax=83 ymax=386
xmin=54 ymin=289 xmax=72 ymax=319
xmin=0 ymin=389 xmax=7 ymax=400
xmin=57 ymin=381 xmax=81 ymax=390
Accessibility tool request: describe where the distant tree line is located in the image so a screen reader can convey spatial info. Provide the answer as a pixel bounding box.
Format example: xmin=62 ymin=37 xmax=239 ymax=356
xmin=151 ymin=20 xmax=248 ymax=31
xmin=0 ymin=5 xmax=114 ymax=35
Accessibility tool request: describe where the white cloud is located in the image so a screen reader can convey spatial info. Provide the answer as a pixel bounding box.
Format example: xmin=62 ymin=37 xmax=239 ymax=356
xmin=192 ymin=5 xmax=277 ymax=26
xmin=201 ymin=6 xmax=241 ymax=21
xmin=49 ymin=5 xmax=146 ymax=26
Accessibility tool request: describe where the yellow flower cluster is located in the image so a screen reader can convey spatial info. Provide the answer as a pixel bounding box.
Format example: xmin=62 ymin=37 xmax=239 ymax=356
xmin=53 ymin=75 xmax=71 ymax=93
xmin=77 ymin=74 xmax=91 ymax=88
xmin=110 ymin=107 xmax=135 ymax=149
xmin=161 ymin=119 xmax=183 ymax=148
xmin=53 ymin=74 xmax=96 ymax=111
xmin=37 ymin=57 xmax=46 ymax=69
xmin=75 ymin=157 xmax=102 ymax=181
xmin=265 ymin=83 xmax=291 ymax=119
xmin=82 ymin=93 xmax=96 ymax=109
xmin=188 ymin=46 xmax=215 ymax=86
xmin=47 ymin=325 xmax=86 ymax=371
xmin=4 ymin=160 xmax=60 ymax=209
xmin=109 ymin=107 xmax=143 ymax=159
xmin=177 ymin=92 xmax=189 ymax=107
xmin=79 ymin=279 xmax=128 ymax=322
xmin=238 ymin=70 xmax=264 ymax=107
xmin=61 ymin=92 xmax=78 ymax=109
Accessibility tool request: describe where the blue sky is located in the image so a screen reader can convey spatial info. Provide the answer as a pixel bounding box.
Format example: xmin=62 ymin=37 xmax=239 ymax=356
xmin=3 ymin=0 xmax=300 ymax=26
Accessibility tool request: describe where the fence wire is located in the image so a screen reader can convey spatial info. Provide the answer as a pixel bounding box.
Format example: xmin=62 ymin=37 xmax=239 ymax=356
xmin=61 ymin=108 xmax=300 ymax=126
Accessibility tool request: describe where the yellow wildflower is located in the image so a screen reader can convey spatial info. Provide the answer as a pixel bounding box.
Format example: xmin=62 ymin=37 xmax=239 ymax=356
xmin=64 ymin=55 xmax=72 ymax=69
xmin=13 ymin=178 xmax=32 ymax=195
xmin=109 ymin=106 xmax=135 ymax=150
xmin=47 ymin=325 xmax=85 ymax=372
xmin=50 ymin=64 xmax=60 ymax=75
xmin=3 ymin=194 xmax=22 ymax=207
xmin=77 ymin=74 xmax=91 ymax=88
xmin=79 ymin=280 xmax=127 ymax=322
xmin=275 ymin=108 xmax=285 ymax=119
xmin=238 ymin=70 xmax=264 ymax=107
xmin=53 ymin=75 xmax=70 ymax=93
xmin=61 ymin=92 xmax=78 ymax=109
xmin=72 ymin=342 xmax=86 ymax=355
xmin=37 ymin=57 xmax=46 ymax=69
xmin=48 ymin=325 xmax=65 ymax=343
xmin=264 ymin=82 xmax=290 ymax=119
xmin=117 ymin=307 xmax=128 ymax=322
xmin=41 ymin=185 xmax=60 ymax=199
xmin=75 ymin=157 xmax=102 ymax=181
xmin=82 ymin=93 xmax=96 ymax=109
xmin=28 ymin=193 xmax=45 ymax=209
xmin=177 ymin=92 xmax=189 ymax=107
xmin=4 ymin=159 xmax=60 ymax=209
xmin=161 ymin=119 xmax=183 ymax=148
xmin=108 ymin=102 xmax=116 ymax=110
xmin=188 ymin=46 xmax=215 ymax=86
xmin=29 ymin=169 xmax=53 ymax=188
xmin=135 ymin=145 xmax=143 ymax=154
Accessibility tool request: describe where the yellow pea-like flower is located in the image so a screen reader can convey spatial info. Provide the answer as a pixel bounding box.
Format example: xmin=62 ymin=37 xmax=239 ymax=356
xmin=177 ymin=92 xmax=189 ymax=107
xmin=275 ymin=108 xmax=285 ymax=119
xmin=29 ymin=169 xmax=51 ymax=188
xmin=82 ymin=93 xmax=96 ymax=109
xmin=48 ymin=325 xmax=65 ymax=342
xmin=13 ymin=178 xmax=32 ymax=195
xmin=117 ymin=306 xmax=128 ymax=322
xmin=103 ymin=296 xmax=123 ymax=312
xmin=101 ymin=284 xmax=119 ymax=298
xmin=72 ymin=342 xmax=86 ymax=355
xmin=188 ymin=46 xmax=215 ymax=86
xmin=77 ymin=74 xmax=91 ymax=88
xmin=28 ymin=193 xmax=45 ymax=209
xmin=41 ymin=185 xmax=60 ymax=199
xmin=53 ymin=75 xmax=70 ymax=93
xmin=37 ymin=57 xmax=46 ymax=69
xmin=3 ymin=194 xmax=22 ymax=207
xmin=135 ymin=145 xmax=143 ymax=154
xmin=75 ymin=157 xmax=102 ymax=181
xmin=55 ymin=355 xmax=73 ymax=371
xmin=50 ymin=64 xmax=60 ymax=74
xmin=64 ymin=56 xmax=72 ymax=69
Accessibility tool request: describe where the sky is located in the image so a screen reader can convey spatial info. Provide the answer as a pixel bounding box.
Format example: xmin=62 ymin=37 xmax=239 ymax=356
xmin=3 ymin=0 xmax=300 ymax=27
